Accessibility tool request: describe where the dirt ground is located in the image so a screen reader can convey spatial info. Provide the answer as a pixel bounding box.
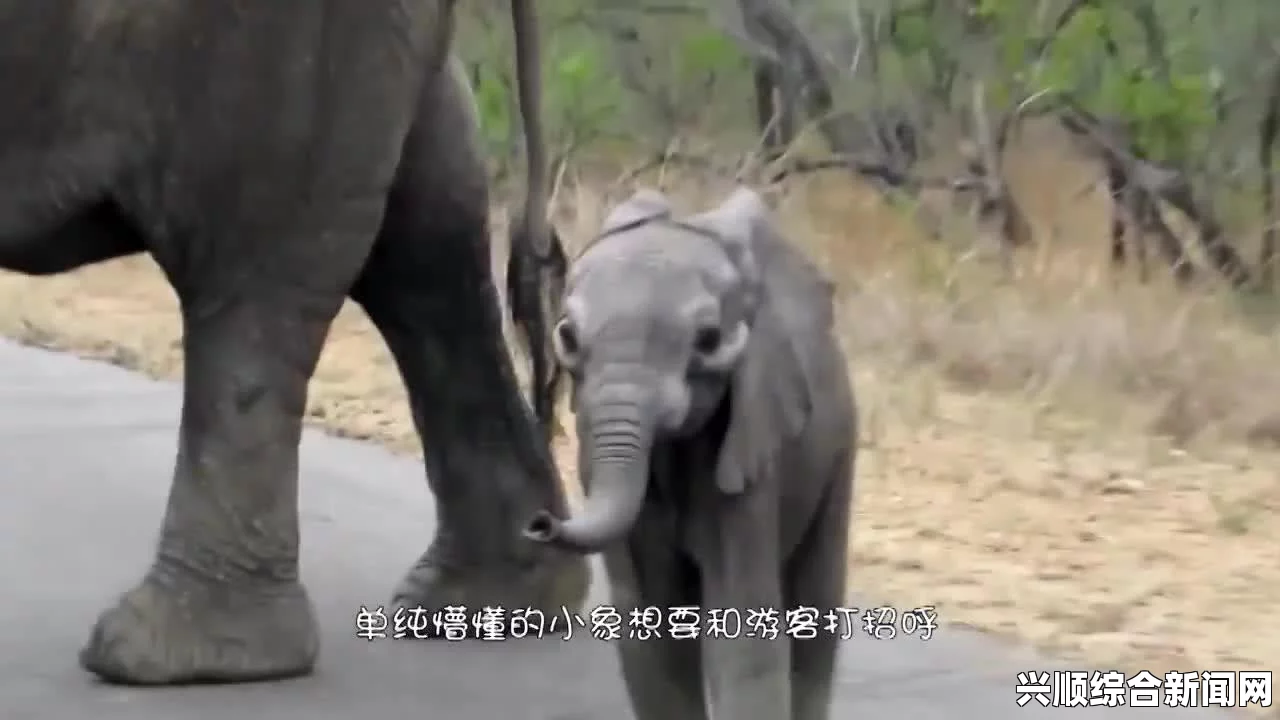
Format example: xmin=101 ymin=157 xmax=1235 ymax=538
xmin=1 ymin=126 xmax=1276 ymax=693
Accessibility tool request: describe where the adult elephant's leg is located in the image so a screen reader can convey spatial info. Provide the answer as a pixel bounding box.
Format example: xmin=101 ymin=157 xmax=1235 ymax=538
xmin=351 ymin=58 xmax=588 ymax=619
xmin=78 ymin=204 xmax=380 ymax=685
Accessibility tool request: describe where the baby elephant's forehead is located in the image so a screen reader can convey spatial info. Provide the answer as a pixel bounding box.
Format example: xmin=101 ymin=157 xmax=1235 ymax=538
xmin=571 ymin=229 xmax=737 ymax=297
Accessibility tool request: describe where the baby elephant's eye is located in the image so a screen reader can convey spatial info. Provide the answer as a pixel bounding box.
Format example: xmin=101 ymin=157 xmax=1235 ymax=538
xmin=556 ymin=319 xmax=580 ymax=356
xmin=693 ymin=325 xmax=722 ymax=355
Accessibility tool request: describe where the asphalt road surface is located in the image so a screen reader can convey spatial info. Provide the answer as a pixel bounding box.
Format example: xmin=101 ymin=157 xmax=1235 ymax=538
xmin=0 ymin=339 xmax=1240 ymax=718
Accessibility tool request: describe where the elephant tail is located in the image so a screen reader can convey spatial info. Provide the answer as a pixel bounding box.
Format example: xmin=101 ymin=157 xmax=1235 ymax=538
xmin=504 ymin=0 xmax=567 ymax=435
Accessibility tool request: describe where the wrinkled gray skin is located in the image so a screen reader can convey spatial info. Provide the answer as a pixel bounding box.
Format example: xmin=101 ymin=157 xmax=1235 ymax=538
xmin=525 ymin=187 xmax=858 ymax=720
xmin=0 ymin=0 xmax=587 ymax=685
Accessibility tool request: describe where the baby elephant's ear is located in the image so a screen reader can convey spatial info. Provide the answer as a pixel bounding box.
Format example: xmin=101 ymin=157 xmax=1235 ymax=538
xmin=600 ymin=187 xmax=673 ymax=236
xmin=691 ymin=187 xmax=764 ymax=313
xmin=698 ymin=187 xmax=835 ymax=495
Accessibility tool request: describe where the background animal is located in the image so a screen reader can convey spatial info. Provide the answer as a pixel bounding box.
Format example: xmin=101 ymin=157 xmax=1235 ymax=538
xmin=525 ymin=187 xmax=858 ymax=720
xmin=0 ymin=0 xmax=584 ymax=685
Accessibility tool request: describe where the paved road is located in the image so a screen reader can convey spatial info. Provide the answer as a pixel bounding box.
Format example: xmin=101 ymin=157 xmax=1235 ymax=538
xmin=0 ymin=339 xmax=1238 ymax=718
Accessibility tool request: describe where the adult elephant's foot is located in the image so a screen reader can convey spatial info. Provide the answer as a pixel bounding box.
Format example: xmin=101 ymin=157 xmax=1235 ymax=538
xmin=391 ymin=533 xmax=590 ymax=635
xmin=79 ymin=565 xmax=319 ymax=685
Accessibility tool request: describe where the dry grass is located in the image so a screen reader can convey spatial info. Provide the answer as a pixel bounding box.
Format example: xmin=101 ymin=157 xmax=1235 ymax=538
xmin=1 ymin=122 xmax=1277 ymax=696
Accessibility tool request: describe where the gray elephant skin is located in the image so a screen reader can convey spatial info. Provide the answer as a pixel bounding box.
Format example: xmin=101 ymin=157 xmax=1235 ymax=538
xmin=526 ymin=187 xmax=858 ymax=720
xmin=0 ymin=0 xmax=589 ymax=686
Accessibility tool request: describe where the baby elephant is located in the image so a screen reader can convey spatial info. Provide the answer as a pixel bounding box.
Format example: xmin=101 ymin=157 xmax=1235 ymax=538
xmin=524 ymin=186 xmax=857 ymax=720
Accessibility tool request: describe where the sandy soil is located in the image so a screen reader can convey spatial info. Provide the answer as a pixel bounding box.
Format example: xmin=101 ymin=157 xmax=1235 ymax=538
xmin=1 ymin=131 xmax=1276 ymax=697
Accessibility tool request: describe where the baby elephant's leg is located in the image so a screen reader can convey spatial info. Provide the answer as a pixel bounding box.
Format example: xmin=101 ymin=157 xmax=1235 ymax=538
xmin=605 ymin=540 xmax=707 ymax=720
xmin=784 ymin=455 xmax=855 ymax=720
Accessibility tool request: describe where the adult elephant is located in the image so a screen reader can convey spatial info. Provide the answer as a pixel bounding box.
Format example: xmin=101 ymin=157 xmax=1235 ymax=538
xmin=2 ymin=0 xmax=587 ymax=685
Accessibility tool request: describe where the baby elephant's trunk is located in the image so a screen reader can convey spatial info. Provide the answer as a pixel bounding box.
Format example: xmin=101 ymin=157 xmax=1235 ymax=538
xmin=524 ymin=388 xmax=653 ymax=554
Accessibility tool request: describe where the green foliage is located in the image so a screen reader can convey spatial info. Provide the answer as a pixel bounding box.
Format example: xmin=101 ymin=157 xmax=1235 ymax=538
xmin=542 ymin=28 xmax=626 ymax=145
xmin=674 ymin=26 xmax=740 ymax=79
xmin=906 ymin=0 xmax=1223 ymax=167
xmin=1095 ymin=65 xmax=1215 ymax=163
xmin=890 ymin=11 xmax=932 ymax=56
xmin=624 ymin=18 xmax=754 ymax=135
xmin=1039 ymin=3 xmax=1216 ymax=165
xmin=454 ymin=0 xmax=1277 ymax=195
xmin=461 ymin=11 xmax=626 ymax=160
xmin=472 ymin=66 xmax=513 ymax=155
xmin=457 ymin=3 xmax=758 ymax=163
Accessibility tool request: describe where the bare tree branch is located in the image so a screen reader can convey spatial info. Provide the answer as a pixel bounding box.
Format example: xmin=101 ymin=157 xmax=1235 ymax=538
xmin=1258 ymin=56 xmax=1280 ymax=287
